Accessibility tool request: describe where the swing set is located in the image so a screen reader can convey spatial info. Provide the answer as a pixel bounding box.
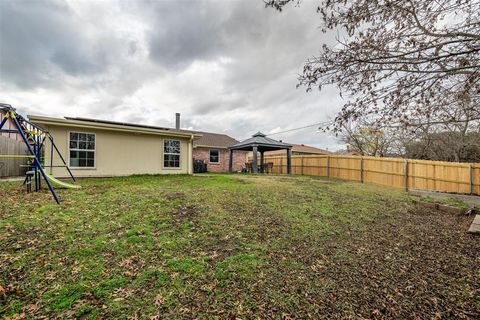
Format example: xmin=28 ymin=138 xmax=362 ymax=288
xmin=0 ymin=103 xmax=80 ymax=204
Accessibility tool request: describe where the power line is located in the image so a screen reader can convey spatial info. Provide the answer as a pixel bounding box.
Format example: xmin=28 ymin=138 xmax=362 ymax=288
xmin=237 ymin=120 xmax=334 ymax=141
xmin=265 ymin=120 xmax=333 ymax=136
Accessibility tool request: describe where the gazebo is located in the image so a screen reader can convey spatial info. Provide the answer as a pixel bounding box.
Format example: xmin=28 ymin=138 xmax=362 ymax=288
xmin=228 ymin=132 xmax=292 ymax=174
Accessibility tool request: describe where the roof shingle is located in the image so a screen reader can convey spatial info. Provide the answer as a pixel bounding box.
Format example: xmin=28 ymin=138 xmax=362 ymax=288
xmin=193 ymin=132 xmax=239 ymax=148
xmin=229 ymin=132 xmax=292 ymax=150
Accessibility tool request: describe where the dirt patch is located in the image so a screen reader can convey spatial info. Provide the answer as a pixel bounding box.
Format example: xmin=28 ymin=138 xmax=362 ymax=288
xmin=234 ymin=178 xmax=252 ymax=184
xmin=193 ymin=245 xmax=238 ymax=263
xmin=166 ymin=192 xmax=186 ymax=201
xmin=172 ymin=205 xmax=198 ymax=220
xmin=84 ymin=185 xmax=113 ymax=195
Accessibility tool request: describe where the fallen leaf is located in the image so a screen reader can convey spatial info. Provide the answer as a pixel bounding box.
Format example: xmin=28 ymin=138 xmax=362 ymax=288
xmin=154 ymin=294 xmax=164 ymax=307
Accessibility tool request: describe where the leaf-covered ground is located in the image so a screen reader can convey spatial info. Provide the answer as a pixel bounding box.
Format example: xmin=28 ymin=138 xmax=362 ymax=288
xmin=0 ymin=174 xmax=479 ymax=319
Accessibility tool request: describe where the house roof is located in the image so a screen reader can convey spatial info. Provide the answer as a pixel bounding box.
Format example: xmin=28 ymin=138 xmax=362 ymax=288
xmin=193 ymin=131 xmax=239 ymax=149
xmin=334 ymin=149 xmax=360 ymax=156
xmin=229 ymin=132 xmax=292 ymax=151
xmin=28 ymin=115 xmax=203 ymax=139
xmin=266 ymin=143 xmax=330 ymax=155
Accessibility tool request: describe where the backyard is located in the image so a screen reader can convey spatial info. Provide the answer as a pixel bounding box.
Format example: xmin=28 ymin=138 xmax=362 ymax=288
xmin=1 ymin=174 xmax=479 ymax=319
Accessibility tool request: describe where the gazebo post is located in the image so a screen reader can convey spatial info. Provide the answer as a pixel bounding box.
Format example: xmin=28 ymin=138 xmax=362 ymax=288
xmin=252 ymin=146 xmax=258 ymax=174
xmin=287 ymin=148 xmax=292 ymax=175
xmin=228 ymin=149 xmax=233 ymax=173
xmin=260 ymin=151 xmax=264 ymax=173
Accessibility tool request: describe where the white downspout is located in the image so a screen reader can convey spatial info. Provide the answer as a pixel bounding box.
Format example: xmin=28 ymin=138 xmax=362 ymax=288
xmin=189 ymin=134 xmax=194 ymax=174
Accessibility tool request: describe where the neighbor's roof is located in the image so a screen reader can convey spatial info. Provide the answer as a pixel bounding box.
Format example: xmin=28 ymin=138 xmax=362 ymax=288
xmin=229 ymin=132 xmax=292 ymax=151
xmin=193 ymin=131 xmax=239 ymax=149
xmin=334 ymin=149 xmax=360 ymax=156
xmin=265 ymin=143 xmax=330 ymax=155
xmin=28 ymin=115 xmax=203 ymax=139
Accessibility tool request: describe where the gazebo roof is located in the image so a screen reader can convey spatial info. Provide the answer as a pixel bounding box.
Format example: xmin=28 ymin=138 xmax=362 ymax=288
xmin=228 ymin=131 xmax=292 ymax=151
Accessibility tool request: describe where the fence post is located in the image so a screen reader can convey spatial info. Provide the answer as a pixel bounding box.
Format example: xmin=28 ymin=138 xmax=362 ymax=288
xmin=469 ymin=164 xmax=473 ymax=195
xmin=326 ymin=155 xmax=330 ymax=178
xmin=404 ymin=159 xmax=409 ymax=192
xmin=360 ymin=157 xmax=364 ymax=183
xmin=301 ymin=155 xmax=304 ymax=175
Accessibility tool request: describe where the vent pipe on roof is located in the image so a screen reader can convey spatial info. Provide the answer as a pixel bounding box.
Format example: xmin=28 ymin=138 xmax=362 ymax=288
xmin=175 ymin=113 xmax=180 ymax=130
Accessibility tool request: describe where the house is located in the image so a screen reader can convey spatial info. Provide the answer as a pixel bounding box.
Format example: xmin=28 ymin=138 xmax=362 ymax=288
xmin=249 ymin=143 xmax=330 ymax=158
xmin=193 ymin=132 xmax=247 ymax=172
xmin=28 ymin=114 xmax=202 ymax=177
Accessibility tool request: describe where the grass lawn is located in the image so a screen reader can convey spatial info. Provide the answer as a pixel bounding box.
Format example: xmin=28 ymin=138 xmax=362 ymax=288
xmin=1 ymin=174 xmax=479 ymax=319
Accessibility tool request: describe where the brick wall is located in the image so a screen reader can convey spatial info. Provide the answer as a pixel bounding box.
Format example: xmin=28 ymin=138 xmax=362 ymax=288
xmin=193 ymin=147 xmax=246 ymax=172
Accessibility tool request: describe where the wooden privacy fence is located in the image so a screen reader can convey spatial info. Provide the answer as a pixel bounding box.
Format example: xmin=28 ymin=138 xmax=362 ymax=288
xmin=248 ymin=154 xmax=480 ymax=195
xmin=0 ymin=136 xmax=28 ymax=178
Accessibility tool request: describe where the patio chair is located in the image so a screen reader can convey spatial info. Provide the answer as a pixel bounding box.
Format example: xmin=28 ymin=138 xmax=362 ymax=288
xmin=266 ymin=162 xmax=274 ymax=174
xmin=245 ymin=162 xmax=252 ymax=173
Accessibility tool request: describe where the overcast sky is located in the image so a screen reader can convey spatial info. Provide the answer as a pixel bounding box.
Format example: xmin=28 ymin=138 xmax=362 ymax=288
xmin=0 ymin=0 xmax=345 ymax=150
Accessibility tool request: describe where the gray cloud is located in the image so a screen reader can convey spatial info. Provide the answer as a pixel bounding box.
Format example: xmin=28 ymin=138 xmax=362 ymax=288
xmin=0 ymin=1 xmax=105 ymax=87
xmin=0 ymin=0 xmax=344 ymax=150
xmin=147 ymin=1 xmax=227 ymax=69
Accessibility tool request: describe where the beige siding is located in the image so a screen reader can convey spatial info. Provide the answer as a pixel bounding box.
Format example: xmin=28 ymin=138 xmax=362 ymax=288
xmin=44 ymin=125 xmax=192 ymax=177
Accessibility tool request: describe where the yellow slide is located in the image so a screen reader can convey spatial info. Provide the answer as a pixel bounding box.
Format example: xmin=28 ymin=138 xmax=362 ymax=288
xmin=44 ymin=173 xmax=81 ymax=189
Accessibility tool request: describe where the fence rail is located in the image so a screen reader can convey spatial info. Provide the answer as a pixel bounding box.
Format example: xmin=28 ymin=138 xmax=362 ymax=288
xmin=0 ymin=136 xmax=28 ymax=177
xmin=248 ymin=154 xmax=480 ymax=195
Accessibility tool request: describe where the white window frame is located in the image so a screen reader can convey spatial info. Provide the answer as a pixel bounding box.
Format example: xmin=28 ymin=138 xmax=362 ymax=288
xmin=68 ymin=131 xmax=96 ymax=169
xmin=209 ymin=149 xmax=220 ymax=164
xmin=163 ymin=139 xmax=181 ymax=169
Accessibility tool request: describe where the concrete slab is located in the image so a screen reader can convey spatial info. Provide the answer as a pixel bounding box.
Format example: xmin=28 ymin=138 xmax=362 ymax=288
xmin=413 ymin=200 xmax=466 ymax=215
xmin=468 ymin=215 xmax=480 ymax=234
xmin=409 ymin=189 xmax=480 ymax=208
xmin=473 ymin=215 xmax=480 ymax=225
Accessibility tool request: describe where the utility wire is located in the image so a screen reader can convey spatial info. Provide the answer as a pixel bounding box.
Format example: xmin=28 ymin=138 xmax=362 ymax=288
xmin=265 ymin=120 xmax=333 ymax=136
xmin=237 ymin=120 xmax=334 ymax=141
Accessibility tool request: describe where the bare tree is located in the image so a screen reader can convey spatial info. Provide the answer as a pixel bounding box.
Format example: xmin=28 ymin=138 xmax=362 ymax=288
xmin=266 ymin=0 xmax=480 ymax=132
xmin=340 ymin=104 xmax=480 ymax=160
xmin=403 ymin=106 xmax=480 ymax=161
xmin=404 ymin=131 xmax=480 ymax=162
xmin=339 ymin=119 xmax=404 ymax=156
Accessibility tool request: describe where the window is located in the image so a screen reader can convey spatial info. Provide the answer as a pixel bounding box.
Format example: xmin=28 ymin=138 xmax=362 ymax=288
xmin=164 ymin=139 xmax=180 ymax=168
xmin=209 ymin=150 xmax=219 ymax=163
xmin=69 ymin=132 xmax=95 ymax=168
